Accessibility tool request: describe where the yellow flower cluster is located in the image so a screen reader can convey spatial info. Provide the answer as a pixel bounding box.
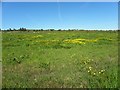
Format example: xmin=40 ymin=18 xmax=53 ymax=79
xmin=63 ymin=38 xmax=98 ymax=44
xmin=83 ymin=59 xmax=94 ymax=65
xmin=36 ymin=40 xmax=59 ymax=43
xmin=74 ymin=38 xmax=98 ymax=42
xmin=87 ymin=66 xmax=92 ymax=72
xmin=34 ymin=37 xmax=113 ymax=45
xmin=33 ymin=37 xmax=113 ymax=45
xmin=63 ymin=39 xmax=86 ymax=44
xmin=86 ymin=39 xmax=98 ymax=42
xmin=32 ymin=35 xmax=43 ymax=38
xmin=82 ymin=58 xmax=106 ymax=76
xmin=74 ymin=38 xmax=86 ymax=41
xmin=98 ymin=69 xmax=105 ymax=74
xmin=87 ymin=66 xmax=106 ymax=76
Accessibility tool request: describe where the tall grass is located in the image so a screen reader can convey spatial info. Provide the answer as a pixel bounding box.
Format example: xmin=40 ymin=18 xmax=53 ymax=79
xmin=2 ymin=30 xmax=118 ymax=88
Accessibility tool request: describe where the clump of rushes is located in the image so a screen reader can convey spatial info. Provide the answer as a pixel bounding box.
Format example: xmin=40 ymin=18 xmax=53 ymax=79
xmin=13 ymin=57 xmax=21 ymax=64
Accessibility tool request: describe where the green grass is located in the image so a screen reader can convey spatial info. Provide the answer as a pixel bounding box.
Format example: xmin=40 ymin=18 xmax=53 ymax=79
xmin=2 ymin=30 xmax=118 ymax=88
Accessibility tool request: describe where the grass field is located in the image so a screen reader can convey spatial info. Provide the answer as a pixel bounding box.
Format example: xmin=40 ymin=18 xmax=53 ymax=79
xmin=2 ymin=30 xmax=118 ymax=88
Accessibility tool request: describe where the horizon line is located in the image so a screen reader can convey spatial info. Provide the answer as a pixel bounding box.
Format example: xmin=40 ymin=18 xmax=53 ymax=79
xmin=1 ymin=28 xmax=118 ymax=31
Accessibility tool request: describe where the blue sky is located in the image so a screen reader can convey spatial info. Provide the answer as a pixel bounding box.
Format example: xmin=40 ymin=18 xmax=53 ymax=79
xmin=2 ymin=2 xmax=118 ymax=30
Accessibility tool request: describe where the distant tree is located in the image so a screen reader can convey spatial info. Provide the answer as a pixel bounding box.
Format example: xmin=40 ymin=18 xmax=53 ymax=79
xmin=40 ymin=29 xmax=43 ymax=31
xmin=13 ymin=28 xmax=16 ymax=31
xmin=19 ymin=28 xmax=22 ymax=31
xmin=50 ymin=29 xmax=54 ymax=31
xmin=8 ymin=28 xmax=12 ymax=31
xmin=58 ymin=29 xmax=61 ymax=31
xmin=19 ymin=28 xmax=27 ymax=31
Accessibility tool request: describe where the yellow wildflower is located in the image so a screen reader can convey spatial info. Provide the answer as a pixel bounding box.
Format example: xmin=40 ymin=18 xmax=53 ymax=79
xmin=88 ymin=70 xmax=90 ymax=73
xmin=101 ymin=69 xmax=105 ymax=73
xmin=99 ymin=72 xmax=101 ymax=74
xmin=93 ymin=73 xmax=96 ymax=75
xmin=89 ymin=67 xmax=92 ymax=70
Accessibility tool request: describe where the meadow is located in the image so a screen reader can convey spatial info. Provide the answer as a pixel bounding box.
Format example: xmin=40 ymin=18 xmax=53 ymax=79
xmin=2 ymin=30 xmax=118 ymax=88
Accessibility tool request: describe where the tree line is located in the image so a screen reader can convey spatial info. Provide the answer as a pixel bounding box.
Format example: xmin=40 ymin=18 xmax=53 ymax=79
xmin=1 ymin=28 xmax=83 ymax=31
xmin=0 ymin=28 xmax=119 ymax=32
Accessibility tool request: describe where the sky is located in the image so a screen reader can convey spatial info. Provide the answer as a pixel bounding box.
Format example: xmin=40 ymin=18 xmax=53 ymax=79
xmin=2 ymin=2 xmax=118 ymax=30
xmin=2 ymin=0 xmax=119 ymax=2
xmin=0 ymin=2 xmax=2 ymax=29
